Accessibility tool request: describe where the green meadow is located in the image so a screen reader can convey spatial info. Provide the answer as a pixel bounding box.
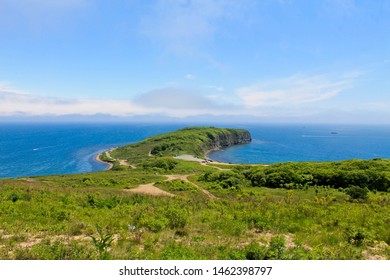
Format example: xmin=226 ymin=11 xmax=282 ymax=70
xmin=0 ymin=127 xmax=389 ymax=260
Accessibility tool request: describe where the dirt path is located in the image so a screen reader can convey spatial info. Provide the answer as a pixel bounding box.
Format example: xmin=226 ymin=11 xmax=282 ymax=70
xmin=125 ymin=183 xmax=175 ymax=197
xmin=125 ymin=174 xmax=217 ymax=200
xmin=95 ymin=151 xmax=114 ymax=170
xmin=174 ymin=154 xmax=231 ymax=171
xmin=97 ymin=148 xmax=136 ymax=169
xmin=117 ymin=159 xmax=135 ymax=168
xmin=106 ymin=148 xmax=136 ymax=168
xmin=200 ymin=162 xmax=228 ymax=171
xmin=100 ymin=151 xmax=216 ymax=199
xmin=164 ymin=174 xmax=217 ymax=200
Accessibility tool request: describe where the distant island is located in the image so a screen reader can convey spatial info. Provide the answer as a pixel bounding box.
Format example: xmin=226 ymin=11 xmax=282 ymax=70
xmin=0 ymin=126 xmax=389 ymax=260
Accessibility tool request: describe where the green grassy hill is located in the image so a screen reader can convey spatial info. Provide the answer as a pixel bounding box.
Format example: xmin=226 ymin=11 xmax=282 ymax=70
xmin=0 ymin=126 xmax=389 ymax=260
xmin=110 ymin=126 xmax=251 ymax=164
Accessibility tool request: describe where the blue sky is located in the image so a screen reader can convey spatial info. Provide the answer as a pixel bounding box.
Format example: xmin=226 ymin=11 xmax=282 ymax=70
xmin=0 ymin=0 xmax=389 ymax=123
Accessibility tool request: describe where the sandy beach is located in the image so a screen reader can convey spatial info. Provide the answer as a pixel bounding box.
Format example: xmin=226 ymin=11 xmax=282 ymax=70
xmin=94 ymin=152 xmax=113 ymax=170
xmin=94 ymin=148 xmax=117 ymax=170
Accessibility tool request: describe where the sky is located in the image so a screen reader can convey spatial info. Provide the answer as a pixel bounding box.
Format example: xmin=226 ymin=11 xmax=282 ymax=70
xmin=0 ymin=0 xmax=389 ymax=123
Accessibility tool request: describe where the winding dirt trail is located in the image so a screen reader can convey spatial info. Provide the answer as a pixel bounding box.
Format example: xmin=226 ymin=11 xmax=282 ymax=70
xmin=100 ymin=151 xmax=217 ymax=199
xmin=97 ymin=148 xmax=136 ymax=169
xmin=164 ymin=174 xmax=217 ymax=200
xmin=95 ymin=151 xmax=114 ymax=170
xmin=125 ymin=174 xmax=217 ymax=200
xmin=125 ymin=183 xmax=175 ymax=197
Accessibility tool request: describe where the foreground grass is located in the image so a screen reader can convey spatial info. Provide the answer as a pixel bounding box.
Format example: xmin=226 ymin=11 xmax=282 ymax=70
xmin=0 ymin=163 xmax=389 ymax=260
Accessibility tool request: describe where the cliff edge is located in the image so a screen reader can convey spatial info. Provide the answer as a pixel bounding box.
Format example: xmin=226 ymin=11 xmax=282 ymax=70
xmin=110 ymin=126 xmax=251 ymax=165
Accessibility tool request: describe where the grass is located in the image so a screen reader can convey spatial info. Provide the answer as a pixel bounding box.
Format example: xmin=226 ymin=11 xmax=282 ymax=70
xmin=110 ymin=126 xmax=251 ymax=165
xmin=1 ymin=167 xmax=389 ymax=260
xmin=0 ymin=126 xmax=389 ymax=260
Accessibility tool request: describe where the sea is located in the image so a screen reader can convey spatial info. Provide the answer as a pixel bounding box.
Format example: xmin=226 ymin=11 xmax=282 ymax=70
xmin=0 ymin=123 xmax=390 ymax=178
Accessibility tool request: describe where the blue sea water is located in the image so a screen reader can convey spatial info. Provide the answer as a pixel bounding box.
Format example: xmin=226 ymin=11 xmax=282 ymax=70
xmin=209 ymin=124 xmax=390 ymax=164
xmin=0 ymin=123 xmax=184 ymax=178
xmin=0 ymin=123 xmax=389 ymax=178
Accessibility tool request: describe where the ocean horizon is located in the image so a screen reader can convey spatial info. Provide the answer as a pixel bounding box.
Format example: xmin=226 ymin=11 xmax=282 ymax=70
xmin=1 ymin=123 xmax=390 ymax=178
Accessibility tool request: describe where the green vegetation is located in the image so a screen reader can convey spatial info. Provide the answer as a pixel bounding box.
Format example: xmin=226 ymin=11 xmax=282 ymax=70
xmin=111 ymin=126 xmax=251 ymax=164
xmin=90 ymin=225 xmax=114 ymax=260
xmin=0 ymin=127 xmax=389 ymax=260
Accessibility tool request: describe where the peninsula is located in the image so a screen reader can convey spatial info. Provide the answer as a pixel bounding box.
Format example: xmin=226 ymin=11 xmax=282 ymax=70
xmin=108 ymin=126 xmax=251 ymax=166
xmin=0 ymin=126 xmax=389 ymax=260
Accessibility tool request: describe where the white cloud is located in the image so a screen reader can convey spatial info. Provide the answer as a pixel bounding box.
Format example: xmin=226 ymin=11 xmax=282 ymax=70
xmin=133 ymin=87 xmax=246 ymax=117
xmin=237 ymin=73 xmax=355 ymax=108
xmin=0 ymin=72 xmax=365 ymax=120
xmin=0 ymin=85 xmax=242 ymax=118
xmin=0 ymin=85 xmax=147 ymax=116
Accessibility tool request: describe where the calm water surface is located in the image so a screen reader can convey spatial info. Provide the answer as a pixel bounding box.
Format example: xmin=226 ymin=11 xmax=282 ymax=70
xmin=1 ymin=123 xmax=389 ymax=178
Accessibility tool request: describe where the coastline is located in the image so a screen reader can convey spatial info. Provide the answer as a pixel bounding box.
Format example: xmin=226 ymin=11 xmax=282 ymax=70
xmin=94 ymin=149 xmax=115 ymax=170
xmin=96 ymin=143 xmax=260 ymax=171
xmin=3 ymin=124 xmax=390 ymax=179
xmin=206 ymin=147 xmax=270 ymax=166
xmin=205 ymin=147 xmax=233 ymax=165
xmin=93 ymin=127 xmax=254 ymax=170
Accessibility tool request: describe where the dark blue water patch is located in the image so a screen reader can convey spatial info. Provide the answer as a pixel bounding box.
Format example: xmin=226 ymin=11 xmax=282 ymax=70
xmin=0 ymin=123 xmax=185 ymax=178
xmin=208 ymin=124 xmax=390 ymax=164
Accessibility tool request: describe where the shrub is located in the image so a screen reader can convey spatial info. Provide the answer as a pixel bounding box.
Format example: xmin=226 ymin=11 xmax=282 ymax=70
xmin=140 ymin=217 xmax=168 ymax=233
xmin=200 ymin=170 xmax=246 ymax=190
xmin=90 ymin=225 xmax=114 ymax=260
xmin=245 ymin=242 xmax=266 ymax=260
xmin=345 ymin=186 xmax=369 ymax=200
xmin=265 ymin=236 xmax=286 ymax=259
xmin=142 ymin=157 xmax=178 ymax=172
xmin=242 ymin=213 xmax=269 ymax=231
xmin=8 ymin=192 xmax=20 ymax=202
xmin=82 ymin=177 xmax=94 ymax=185
xmin=346 ymin=227 xmax=368 ymax=246
xmin=164 ymin=207 xmax=188 ymax=229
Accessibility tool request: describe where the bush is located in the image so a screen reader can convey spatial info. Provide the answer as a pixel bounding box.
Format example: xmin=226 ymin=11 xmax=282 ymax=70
xmin=8 ymin=192 xmax=20 ymax=202
xmin=140 ymin=217 xmax=168 ymax=233
xmin=200 ymin=170 xmax=246 ymax=190
xmin=142 ymin=157 xmax=178 ymax=172
xmin=265 ymin=236 xmax=286 ymax=259
xmin=164 ymin=207 xmax=188 ymax=229
xmin=90 ymin=226 xmax=114 ymax=260
xmin=242 ymin=213 xmax=269 ymax=231
xmin=346 ymin=227 xmax=369 ymax=246
xmin=245 ymin=242 xmax=266 ymax=260
xmin=345 ymin=186 xmax=369 ymax=200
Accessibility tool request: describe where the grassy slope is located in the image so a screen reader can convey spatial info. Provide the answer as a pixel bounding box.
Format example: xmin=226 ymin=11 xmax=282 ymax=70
xmin=110 ymin=126 xmax=250 ymax=164
xmin=0 ymin=127 xmax=389 ymax=260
